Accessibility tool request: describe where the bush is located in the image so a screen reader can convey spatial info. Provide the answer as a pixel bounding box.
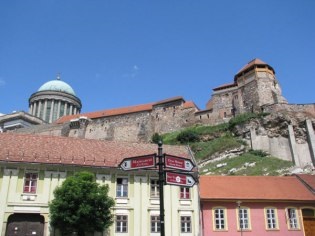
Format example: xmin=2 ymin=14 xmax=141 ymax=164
xmin=228 ymin=112 xmax=269 ymax=129
xmin=151 ymin=133 xmax=162 ymax=144
xmin=248 ymin=149 xmax=268 ymax=157
xmin=176 ymin=130 xmax=200 ymax=143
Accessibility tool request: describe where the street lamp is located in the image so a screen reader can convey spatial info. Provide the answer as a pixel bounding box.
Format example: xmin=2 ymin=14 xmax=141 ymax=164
xmin=237 ymin=201 xmax=243 ymax=236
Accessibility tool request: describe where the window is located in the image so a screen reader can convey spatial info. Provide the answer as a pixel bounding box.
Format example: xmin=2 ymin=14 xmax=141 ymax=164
xmin=287 ymin=208 xmax=299 ymax=229
xmin=151 ymin=215 xmax=160 ymax=233
xmin=116 ymin=178 xmax=128 ymax=197
xmin=180 ymin=187 xmax=190 ymax=199
xmin=265 ymin=208 xmax=278 ymax=229
xmin=116 ymin=215 xmax=128 ymax=233
xmin=23 ymin=173 xmax=38 ymax=193
xmin=214 ymin=208 xmax=226 ymax=230
xmin=181 ymin=216 xmax=191 ymax=233
xmin=238 ymin=208 xmax=250 ymax=230
xmin=150 ymin=179 xmax=159 ymax=198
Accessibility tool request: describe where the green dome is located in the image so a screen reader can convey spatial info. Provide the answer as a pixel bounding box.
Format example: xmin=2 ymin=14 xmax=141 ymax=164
xmin=38 ymin=80 xmax=76 ymax=96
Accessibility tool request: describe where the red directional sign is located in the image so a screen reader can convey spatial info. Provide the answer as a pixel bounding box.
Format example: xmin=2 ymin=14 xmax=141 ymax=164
xmin=165 ymin=154 xmax=195 ymax=171
xmin=165 ymin=172 xmax=196 ymax=187
xmin=119 ymin=154 xmax=156 ymax=170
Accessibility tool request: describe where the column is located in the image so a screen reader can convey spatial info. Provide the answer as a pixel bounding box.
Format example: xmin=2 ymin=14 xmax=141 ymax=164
xmin=29 ymin=104 xmax=33 ymax=114
xmin=32 ymin=102 xmax=37 ymax=116
xmin=43 ymin=100 xmax=47 ymax=121
xmin=64 ymin=103 xmax=68 ymax=115
xmin=49 ymin=100 xmax=55 ymax=123
xmin=56 ymin=101 xmax=61 ymax=119
xmin=37 ymin=101 xmax=42 ymax=117
xmin=69 ymin=105 xmax=73 ymax=115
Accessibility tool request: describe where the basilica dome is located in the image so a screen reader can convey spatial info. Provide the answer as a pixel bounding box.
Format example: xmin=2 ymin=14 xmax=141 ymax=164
xmin=29 ymin=75 xmax=82 ymax=123
xmin=38 ymin=79 xmax=76 ymax=96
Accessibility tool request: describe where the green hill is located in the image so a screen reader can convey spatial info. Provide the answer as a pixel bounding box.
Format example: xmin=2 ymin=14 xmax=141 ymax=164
xmin=156 ymin=112 xmax=295 ymax=176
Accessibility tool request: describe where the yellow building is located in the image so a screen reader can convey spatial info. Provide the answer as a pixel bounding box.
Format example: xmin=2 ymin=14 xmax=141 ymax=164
xmin=0 ymin=133 xmax=200 ymax=236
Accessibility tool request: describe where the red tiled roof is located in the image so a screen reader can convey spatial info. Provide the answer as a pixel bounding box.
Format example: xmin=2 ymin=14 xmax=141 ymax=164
xmin=296 ymin=174 xmax=315 ymax=193
xmin=154 ymin=96 xmax=185 ymax=105
xmin=56 ymin=103 xmax=154 ymax=124
xmin=55 ymin=97 xmax=198 ymax=124
xmin=183 ymin=101 xmax=199 ymax=110
xmin=0 ymin=133 xmax=192 ymax=168
xmin=236 ymin=58 xmax=267 ymax=74
xmin=213 ymin=82 xmax=237 ymax=91
xmin=200 ymin=175 xmax=315 ymax=201
xmin=234 ymin=58 xmax=275 ymax=81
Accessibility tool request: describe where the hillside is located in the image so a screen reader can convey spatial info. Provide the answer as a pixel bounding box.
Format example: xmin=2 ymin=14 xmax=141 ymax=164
xmin=157 ymin=112 xmax=314 ymax=176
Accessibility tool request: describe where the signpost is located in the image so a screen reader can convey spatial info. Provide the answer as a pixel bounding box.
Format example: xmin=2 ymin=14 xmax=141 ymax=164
xmin=119 ymin=142 xmax=197 ymax=236
xmin=119 ymin=154 xmax=155 ymax=170
xmin=165 ymin=172 xmax=196 ymax=187
xmin=165 ymin=154 xmax=195 ymax=171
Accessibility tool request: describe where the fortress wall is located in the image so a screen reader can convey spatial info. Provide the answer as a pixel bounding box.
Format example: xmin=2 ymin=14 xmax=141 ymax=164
xmin=251 ymin=127 xmax=293 ymax=162
xmin=263 ymin=104 xmax=315 ymax=117
xmin=251 ymin=122 xmax=314 ymax=167
xmin=81 ymin=111 xmax=152 ymax=142
xmin=152 ymin=105 xmax=196 ymax=134
xmin=241 ymin=80 xmax=259 ymax=113
xmin=295 ymin=143 xmax=313 ymax=167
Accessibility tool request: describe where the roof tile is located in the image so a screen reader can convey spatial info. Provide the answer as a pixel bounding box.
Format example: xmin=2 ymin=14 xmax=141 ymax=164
xmin=0 ymin=133 xmax=192 ymax=168
xmin=200 ymin=175 xmax=315 ymax=201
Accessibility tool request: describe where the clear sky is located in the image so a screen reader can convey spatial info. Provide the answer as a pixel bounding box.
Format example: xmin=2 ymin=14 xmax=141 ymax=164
xmin=0 ymin=0 xmax=314 ymax=114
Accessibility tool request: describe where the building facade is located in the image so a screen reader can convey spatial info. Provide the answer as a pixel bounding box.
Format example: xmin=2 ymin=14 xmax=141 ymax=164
xmin=0 ymin=133 xmax=200 ymax=236
xmin=200 ymin=175 xmax=315 ymax=236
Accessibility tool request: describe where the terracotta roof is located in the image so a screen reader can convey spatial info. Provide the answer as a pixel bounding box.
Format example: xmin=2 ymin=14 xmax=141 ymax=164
xmin=234 ymin=58 xmax=275 ymax=80
xmin=154 ymin=96 xmax=185 ymax=106
xmin=55 ymin=97 xmax=198 ymax=124
xmin=296 ymin=174 xmax=315 ymax=193
xmin=213 ymin=82 xmax=237 ymax=91
xmin=200 ymin=175 xmax=315 ymax=201
xmin=183 ymin=101 xmax=199 ymax=110
xmin=0 ymin=133 xmax=192 ymax=168
xmin=237 ymin=58 xmax=267 ymax=74
xmin=56 ymin=103 xmax=154 ymax=124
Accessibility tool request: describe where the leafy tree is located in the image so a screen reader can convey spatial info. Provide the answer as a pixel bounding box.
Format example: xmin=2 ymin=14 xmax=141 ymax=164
xmin=49 ymin=171 xmax=115 ymax=236
xmin=151 ymin=132 xmax=162 ymax=144
xmin=177 ymin=130 xmax=200 ymax=143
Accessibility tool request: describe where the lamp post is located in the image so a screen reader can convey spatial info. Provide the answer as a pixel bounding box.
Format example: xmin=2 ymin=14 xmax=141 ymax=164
xmin=237 ymin=201 xmax=243 ymax=236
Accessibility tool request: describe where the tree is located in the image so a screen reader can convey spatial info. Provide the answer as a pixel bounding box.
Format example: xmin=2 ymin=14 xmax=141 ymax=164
xmin=151 ymin=132 xmax=162 ymax=144
xmin=49 ymin=171 xmax=115 ymax=236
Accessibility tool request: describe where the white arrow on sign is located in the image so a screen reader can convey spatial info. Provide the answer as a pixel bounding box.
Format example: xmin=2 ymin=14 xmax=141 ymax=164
xmin=119 ymin=154 xmax=156 ymax=171
xmin=165 ymin=172 xmax=196 ymax=187
xmin=164 ymin=154 xmax=195 ymax=171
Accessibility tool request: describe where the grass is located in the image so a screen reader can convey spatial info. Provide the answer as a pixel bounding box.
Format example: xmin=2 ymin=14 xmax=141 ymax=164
xmin=200 ymin=153 xmax=294 ymax=176
xmin=190 ymin=134 xmax=243 ymax=161
xmin=159 ymin=112 xmax=293 ymax=176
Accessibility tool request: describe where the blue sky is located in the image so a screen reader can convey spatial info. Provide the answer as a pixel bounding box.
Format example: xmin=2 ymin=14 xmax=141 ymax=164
xmin=0 ymin=0 xmax=314 ymax=114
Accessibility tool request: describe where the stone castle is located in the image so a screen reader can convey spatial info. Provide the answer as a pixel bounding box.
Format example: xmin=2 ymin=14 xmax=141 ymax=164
xmin=2 ymin=58 xmax=314 ymax=168
xmin=11 ymin=58 xmax=313 ymax=141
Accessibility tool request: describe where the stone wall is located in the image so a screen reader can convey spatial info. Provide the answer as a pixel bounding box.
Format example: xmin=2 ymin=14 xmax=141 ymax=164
xmin=263 ymin=103 xmax=315 ymax=117
xmin=250 ymin=120 xmax=315 ymax=168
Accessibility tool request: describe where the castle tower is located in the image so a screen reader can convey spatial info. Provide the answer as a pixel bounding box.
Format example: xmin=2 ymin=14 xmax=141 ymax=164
xmin=233 ymin=58 xmax=287 ymax=113
xmin=28 ymin=75 xmax=82 ymax=123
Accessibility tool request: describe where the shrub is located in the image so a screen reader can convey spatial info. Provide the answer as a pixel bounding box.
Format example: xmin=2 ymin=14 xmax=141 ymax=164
xmin=248 ymin=149 xmax=268 ymax=157
xmin=176 ymin=130 xmax=200 ymax=143
xmin=151 ymin=133 xmax=162 ymax=144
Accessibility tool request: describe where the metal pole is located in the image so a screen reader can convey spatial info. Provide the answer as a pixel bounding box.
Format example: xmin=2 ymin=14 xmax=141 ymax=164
xmin=158 ymin=141 xmax=165 ymax=236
